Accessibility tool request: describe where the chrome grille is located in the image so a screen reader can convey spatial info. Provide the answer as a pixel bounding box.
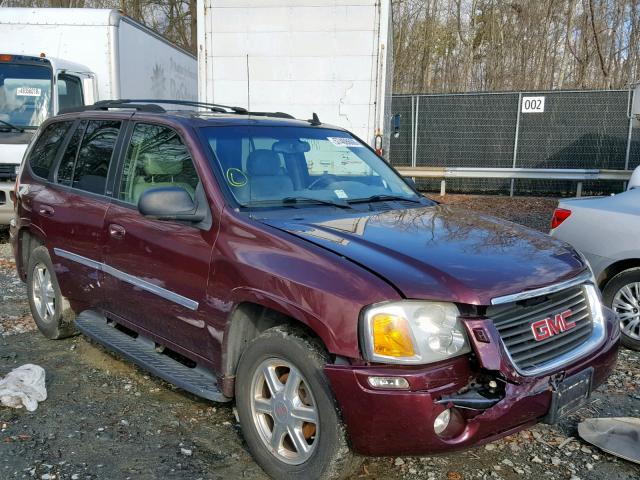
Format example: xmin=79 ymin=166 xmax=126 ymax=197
xmin=487 ymin=285 xmax=593 ymax=373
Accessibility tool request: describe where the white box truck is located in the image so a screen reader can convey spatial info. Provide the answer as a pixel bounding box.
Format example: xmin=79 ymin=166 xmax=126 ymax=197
xmin=197 ymin=0 xmax=393 ymax=156
xmin=0 ymin=7 xmax=198 ymax=224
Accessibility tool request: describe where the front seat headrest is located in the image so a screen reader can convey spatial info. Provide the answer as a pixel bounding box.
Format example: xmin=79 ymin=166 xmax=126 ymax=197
xmin=246 ymin=149 xmax=281 ymax=176
xmin=141 ymin=152 xmax=183 ymax=176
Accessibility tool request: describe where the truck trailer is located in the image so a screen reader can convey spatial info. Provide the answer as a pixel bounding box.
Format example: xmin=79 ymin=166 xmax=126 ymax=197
xmin=0 ymin=7 xmax=198 ymax=224
xmin=197 ymin=0 xmax=393 ymax=156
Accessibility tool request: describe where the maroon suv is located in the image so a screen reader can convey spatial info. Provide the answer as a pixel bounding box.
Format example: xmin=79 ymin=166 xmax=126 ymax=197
xmin=10 ymin=100 xmax=619 ymax=480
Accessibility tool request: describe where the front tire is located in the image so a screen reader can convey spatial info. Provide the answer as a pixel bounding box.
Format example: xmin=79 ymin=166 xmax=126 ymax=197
xmin=235 ymin=325 xmax=359 ymax=480
xmin=602 ymin=267 xmax=640 ymax=351
xmin=26 ymin=246 xmax=76 ymax=339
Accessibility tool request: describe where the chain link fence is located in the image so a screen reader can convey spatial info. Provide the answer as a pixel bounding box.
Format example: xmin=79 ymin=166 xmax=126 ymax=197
xmin=389 ymin=90 xmax=638 ymax=196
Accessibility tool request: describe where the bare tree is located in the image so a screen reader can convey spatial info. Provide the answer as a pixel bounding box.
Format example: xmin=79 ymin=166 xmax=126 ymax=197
xmin=1 ymin=0 xmax=197 ymax=54
xmin=393 ymin=0 xmax=640 ymax=93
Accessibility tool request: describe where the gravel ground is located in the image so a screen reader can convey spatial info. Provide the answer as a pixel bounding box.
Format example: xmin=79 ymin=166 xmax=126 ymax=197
xmin=1 ymin=195 xmax=639 ymax=480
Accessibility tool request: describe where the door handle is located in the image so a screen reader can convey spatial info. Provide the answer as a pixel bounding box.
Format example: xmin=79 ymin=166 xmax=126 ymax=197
xmin=108 ymin=223 xmax=126 ymax=240
xmin=38 ymin=205 xmax=54 ymax=217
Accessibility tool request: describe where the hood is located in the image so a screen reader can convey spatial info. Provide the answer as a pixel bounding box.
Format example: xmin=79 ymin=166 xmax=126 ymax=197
xmin=262 ymin=205 xmax=586 ymax=305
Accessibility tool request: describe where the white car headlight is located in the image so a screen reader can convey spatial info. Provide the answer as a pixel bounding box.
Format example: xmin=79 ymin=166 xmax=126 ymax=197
xmin=361 ymin=301 xmax=471 ymax=365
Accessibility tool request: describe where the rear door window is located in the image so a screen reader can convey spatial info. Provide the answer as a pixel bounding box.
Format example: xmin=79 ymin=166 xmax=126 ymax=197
xmin=28 ymin=121 xmax=72 ymax=179
xmin=55 ymin=119 xmax=121 ymax=195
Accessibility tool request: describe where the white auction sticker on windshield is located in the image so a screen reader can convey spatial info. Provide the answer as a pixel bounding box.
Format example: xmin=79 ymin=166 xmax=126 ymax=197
xmin=16 ymin=87 xmax=41 ymax=97
xmin=327 ymin=137 xmax=363 ymax=148
xmin=334 ymin=189 xmax=348 ymax=199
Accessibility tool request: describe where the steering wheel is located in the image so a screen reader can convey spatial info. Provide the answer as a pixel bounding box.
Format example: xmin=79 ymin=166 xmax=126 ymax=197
xmin=308 ymin=173 xmax=340 ymax=190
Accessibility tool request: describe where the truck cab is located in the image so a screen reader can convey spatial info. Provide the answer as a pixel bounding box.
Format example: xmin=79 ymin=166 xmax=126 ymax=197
xmin=0 ymin=53 xmax=96 ymax=223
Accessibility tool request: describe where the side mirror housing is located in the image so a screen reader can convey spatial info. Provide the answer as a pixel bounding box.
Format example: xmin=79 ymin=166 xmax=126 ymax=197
xmin=138 ymin=186 xmax=205 ymax=222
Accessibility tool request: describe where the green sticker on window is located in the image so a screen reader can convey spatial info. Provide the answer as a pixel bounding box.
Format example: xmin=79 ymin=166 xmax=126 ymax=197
xmin=226 ymin=168 xmax=247 ymax=187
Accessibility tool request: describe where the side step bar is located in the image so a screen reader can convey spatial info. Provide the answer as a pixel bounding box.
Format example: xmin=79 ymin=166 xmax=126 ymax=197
xmin=75 ymin=310 xmax=230 ymax=403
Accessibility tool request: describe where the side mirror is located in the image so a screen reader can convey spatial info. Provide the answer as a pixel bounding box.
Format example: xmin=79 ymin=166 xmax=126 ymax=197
xmin=392 ymin=113 xmax=401 ymax=138
xmin=138 ymin=186 xmax=204 ymax=222
xmin=403 ymin=176 xmax=417 ymax=189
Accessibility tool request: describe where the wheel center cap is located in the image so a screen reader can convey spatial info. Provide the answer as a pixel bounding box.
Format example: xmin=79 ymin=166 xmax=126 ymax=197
xmin=274 ymin=400 xmax=288 ymax=421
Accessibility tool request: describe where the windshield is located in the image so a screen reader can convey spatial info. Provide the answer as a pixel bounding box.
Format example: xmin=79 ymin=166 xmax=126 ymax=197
xmin=202 ymin=125 xmax=418 ymax=207
xmin=0 ymin=63 xmax=52 ymax=128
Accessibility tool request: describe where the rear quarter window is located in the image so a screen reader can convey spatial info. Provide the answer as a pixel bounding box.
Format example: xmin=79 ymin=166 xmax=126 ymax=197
xmin=28 ymin=121 xmax=72 ymax=179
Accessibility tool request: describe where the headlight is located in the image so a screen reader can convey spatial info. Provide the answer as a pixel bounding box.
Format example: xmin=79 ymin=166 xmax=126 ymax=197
xmin=361 ymin=301 xmax=471 ymax=364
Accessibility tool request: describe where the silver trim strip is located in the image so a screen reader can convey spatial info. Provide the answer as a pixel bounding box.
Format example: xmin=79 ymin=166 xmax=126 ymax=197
xmin=490 ymin=270 xmax=593 ymax=305
xmin=53 ymin=248 xmax=199 ymax=311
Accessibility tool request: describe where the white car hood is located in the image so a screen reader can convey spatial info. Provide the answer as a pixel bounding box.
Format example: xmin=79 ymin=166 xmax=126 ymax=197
xmin=0 ymin=143 xmax=28 ymax=166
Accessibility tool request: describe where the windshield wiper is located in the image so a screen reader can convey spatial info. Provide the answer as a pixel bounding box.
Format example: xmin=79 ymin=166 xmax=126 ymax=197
xmin=347 ymin=194 xmax=422 ymax=204
xmin=245 ymin=196 xmax=351 ymax=209
xmin=0 ymin=119 xmax=25 ymax=133
xmin=282 ymin=196 xmax=352 ymax=208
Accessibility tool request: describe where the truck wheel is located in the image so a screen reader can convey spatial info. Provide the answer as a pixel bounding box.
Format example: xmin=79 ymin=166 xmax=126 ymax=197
xmin=602 ymin=267 xmax=640 ymax=351
xmin=26 ymin=246 xmax=76 ymax=339
xmin=235 ymin=325 xmax=359 ymax=480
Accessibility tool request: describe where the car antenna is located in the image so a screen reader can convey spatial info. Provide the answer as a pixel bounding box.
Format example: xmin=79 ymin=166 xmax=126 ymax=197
xmin=308 ymin=112 xmax=321 ymax=126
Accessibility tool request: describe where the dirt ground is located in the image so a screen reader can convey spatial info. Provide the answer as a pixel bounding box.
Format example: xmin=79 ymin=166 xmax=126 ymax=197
xmin=1 ymin=195 xmax=639 ymax=480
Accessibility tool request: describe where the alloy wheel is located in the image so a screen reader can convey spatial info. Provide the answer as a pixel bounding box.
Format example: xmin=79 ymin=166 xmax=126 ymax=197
xmin=613 ymin=282 xmax=640 ymax=340
xmin=32 ymin=263 xmax=55 ymax=322
xmin=250 ymin=357 xmax=319 ymax=465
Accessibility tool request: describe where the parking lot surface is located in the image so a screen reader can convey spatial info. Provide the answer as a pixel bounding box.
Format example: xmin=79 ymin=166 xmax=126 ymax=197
xmin=1 ymin=195 xmax=639 ymax=480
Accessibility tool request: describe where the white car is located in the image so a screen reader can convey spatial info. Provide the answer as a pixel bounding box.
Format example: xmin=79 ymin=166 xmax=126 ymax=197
xmin=551 ymin=167 xmax=640 ymax=350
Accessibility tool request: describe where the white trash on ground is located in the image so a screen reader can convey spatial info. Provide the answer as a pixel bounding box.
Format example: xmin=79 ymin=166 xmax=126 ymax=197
xmin=0 ymin=364 xmax=47 ymax=411
xmin=578 ymin=417 xmax=640 ymax=464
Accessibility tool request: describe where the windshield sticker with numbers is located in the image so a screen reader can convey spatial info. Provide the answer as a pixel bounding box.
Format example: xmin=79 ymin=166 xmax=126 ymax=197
xmin=334 ymin=189 xmax=348 ymax=199
xmin=327 ymin=137 xmax=363 ymax=148
xmin=16 ymin=87 xmax=42 ymax=97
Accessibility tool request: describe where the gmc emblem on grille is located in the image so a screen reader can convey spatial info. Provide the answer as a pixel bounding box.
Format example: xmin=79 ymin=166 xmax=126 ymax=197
xmin=531 ymin=309 xmax=576 ymax=341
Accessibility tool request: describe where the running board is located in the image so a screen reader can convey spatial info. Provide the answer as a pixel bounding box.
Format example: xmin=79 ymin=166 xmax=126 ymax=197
xmin=75 ymin=310 xmax=230 ymax=403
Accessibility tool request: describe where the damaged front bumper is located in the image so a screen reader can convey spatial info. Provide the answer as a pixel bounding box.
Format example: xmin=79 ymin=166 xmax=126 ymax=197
xmin=325 ymin=307 xmax=620 ymax=457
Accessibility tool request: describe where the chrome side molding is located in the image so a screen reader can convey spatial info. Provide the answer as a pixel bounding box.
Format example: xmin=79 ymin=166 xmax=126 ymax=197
xmin=53 ymin=248 xmax=199 ymax=311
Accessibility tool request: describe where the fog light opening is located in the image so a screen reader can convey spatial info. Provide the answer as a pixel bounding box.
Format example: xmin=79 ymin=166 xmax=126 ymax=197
xmin=367 ymin=376 xmax=409 ymax=390
xmin=433 ymin=407 xmax=465 ymax=439
xmin=434 ymin=409 xmax=451 ymax=435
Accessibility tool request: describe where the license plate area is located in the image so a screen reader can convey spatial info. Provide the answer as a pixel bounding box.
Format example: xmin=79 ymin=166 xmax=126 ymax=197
xmin=544 ymin=367 xmax=593 ymax=424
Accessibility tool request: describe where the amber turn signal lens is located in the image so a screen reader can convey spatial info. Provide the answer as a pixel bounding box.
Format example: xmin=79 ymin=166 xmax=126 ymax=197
xmin=371 ymin=314 xmax=415 ymax=357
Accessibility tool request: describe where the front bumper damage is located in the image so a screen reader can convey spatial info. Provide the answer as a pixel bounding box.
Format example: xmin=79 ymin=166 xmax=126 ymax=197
xmin=325 ymin=307 xmax=620 ymax=456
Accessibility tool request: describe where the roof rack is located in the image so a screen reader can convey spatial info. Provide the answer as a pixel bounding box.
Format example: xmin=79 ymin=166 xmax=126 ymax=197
xmin=59 ymin=99 xmax=296 ymax=120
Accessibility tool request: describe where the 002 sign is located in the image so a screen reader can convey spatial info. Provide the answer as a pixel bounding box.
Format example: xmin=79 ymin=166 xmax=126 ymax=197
xmin=521 ymin=96 xmax=545 ymax=113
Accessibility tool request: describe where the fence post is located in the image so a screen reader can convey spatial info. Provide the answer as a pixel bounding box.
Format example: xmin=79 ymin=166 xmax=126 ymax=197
xmin=410 ymin=96 xmax=416 ymax=167
xmin=510 ymin=92 xmax=523 ymax=197
xmin=625 ymin=99 xmax=633 ymax=172
xmin=412 ymin=96 xmax=420 ymax=168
